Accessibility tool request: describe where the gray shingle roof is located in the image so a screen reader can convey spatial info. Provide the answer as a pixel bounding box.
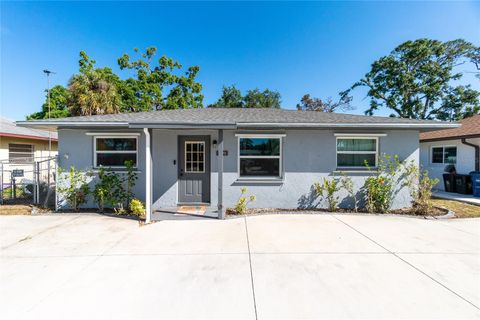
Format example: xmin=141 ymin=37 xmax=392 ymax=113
xmin=16 ymin=108 xmax=458 ymax=130
xmin=1 ymin=117 xmax=57 ymax=140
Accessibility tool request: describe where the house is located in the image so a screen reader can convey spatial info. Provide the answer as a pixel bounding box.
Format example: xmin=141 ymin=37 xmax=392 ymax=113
xmin=420 ymin=115 xmax=480 ymax=191
xmin=18 ymin=108 xmax=457 ymax=220
xmin=1 ymin=117 xmax=58 ymax=184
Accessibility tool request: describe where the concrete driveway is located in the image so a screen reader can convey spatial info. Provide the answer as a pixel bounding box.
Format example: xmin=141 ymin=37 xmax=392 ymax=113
xmin=1 ymin=213 xmax=479 ymax=319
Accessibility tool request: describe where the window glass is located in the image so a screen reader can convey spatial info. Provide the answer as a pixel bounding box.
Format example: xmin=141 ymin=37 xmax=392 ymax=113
xmin=96 ymin=138 xmax=136 ymax=151
xmin=337 ymin=139 xmax=376 ymax=152
xmin=185 ymin=141 xmax=205 ymax=173
xmin=444 ymin=147 xmax=457 ymax=164
xmin=95 ymin=137 xmax=137 ymax=167
xmin=9 ymin=144 xmax=34 ymax=163
xmin=337 ymin=154 xmax=376 ymax=167
xmin=240 ymin=138 xmax=280 ymax=156
xmin=96 ymin=153 xmax=137 ymax=167
xmin=336 ymin=138 xmax=377 ymax=168
xmin=431 ymin=147 xmax=444 ymax=163
xmin=240 ymin=158 xmax=280 ymax=177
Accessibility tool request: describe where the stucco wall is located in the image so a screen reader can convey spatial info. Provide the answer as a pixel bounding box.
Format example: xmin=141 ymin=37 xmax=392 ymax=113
xmin=152 ymin=129 xmax=419 ymax=210
xmin=57 ymin=128 xmax=419 ymax=210
xmin=420 ymin=138 xmax=480 ymax=190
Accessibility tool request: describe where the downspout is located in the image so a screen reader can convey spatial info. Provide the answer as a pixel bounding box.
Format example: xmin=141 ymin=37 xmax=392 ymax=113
xmin=461 ymin=138 xmax=480 ymax=172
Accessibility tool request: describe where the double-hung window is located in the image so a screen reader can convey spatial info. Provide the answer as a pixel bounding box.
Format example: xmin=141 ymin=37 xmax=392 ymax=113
xmin=431 ymin=146 xmax=456 ymax=164
xmin=237 ymin=135 xmax=283 ymax=178
xmin=9 ymin=143 xmax=34 ymax=163
xmin=94 ymin=136 xmax=138 ymax=168
xmin=336 ymin=137 xmax=378 ymax=169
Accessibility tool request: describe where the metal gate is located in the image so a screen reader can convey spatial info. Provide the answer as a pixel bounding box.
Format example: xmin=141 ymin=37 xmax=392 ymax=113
xmin=0 ymin=156 xmax=57 ymax=208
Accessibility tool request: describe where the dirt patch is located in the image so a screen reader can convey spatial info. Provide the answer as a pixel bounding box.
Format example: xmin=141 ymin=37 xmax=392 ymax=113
xmin=0 ymin=205 xmax=32 ymax=215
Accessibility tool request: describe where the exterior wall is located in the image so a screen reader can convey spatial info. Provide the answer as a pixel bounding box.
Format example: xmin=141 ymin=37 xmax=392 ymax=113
xmin=56 ymin=128 xmax=419 ymax=210
xmin=57 ymin=129 xmax=146 ymax=208
xmin=0 ymin=136 xmax=58 ymax=183
xmin=420 ymin=138 xmax=480 ymax=190
xmin=152 ymin=129 xmax=419 ymax=210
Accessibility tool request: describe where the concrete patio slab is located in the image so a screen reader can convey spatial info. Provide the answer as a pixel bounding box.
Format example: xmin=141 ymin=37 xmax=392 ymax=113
xmin=245 ymin=214 xmax=386 ymax=253
xmin=251 ymin=253 xmax=480 ymax=319
xmin=19 ymin=254 xmax=255 ymax=319
xmin=333 ymin=214 xmax=480 ymax=253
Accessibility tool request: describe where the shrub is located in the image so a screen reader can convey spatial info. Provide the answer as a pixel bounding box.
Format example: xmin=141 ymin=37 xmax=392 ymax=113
xmin=92 ymin=160 xmax=138 ymax=214
xmin=404 ymin=162 xmax=439 ymax=214
xmin=234 ymin=187 xmax=256 ymax=214
xmin=364 ymin=154 xmax=402 ymax=213
xmin=339 ymin=173 xmax=358 ymax=212
xmin=129 ymin=199 xmax=145 ymax=217
xmin=57 ymin=166 xmax=91 ymax=210
xmin=314 ymin=177 xmax=340 ymax=212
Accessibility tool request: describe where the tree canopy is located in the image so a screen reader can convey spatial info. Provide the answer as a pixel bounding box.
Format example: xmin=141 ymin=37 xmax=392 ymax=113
xmin=27 ymin=85 xmax=71 ymax=120
xmin=348 ymin=39 xmax=480 ymax=120
xmin=296 ymin=92 xmax=353 ymax=112
xmin=208 ymin=85 xmax=281 ymax=108
xmin=27 ymin=47 xmax=203 ymax=119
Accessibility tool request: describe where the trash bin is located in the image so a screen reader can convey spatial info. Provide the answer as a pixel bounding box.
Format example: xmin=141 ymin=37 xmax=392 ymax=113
xmin=470 ymin=171 xmax=480 ymax=198
xmin=454 ymin=174 xmax=472 ymax=195
xmin=443 ymin=173 xmax=456 ymax=192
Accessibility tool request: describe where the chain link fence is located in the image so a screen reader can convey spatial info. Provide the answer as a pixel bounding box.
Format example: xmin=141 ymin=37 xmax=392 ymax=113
xmin=0 ymin=156 xmax=57 ymax=208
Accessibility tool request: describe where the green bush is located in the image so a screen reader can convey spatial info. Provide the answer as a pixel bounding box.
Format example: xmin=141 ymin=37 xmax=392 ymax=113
xmin=234 ymin=187 xmax=256 ymax=214
xmin=129 ymin=199 xmax=145 ymax=217
xmin=57 ymin=166 xmax=91 ymax=210
xmin=314 ymin=177 xmax=340 ymax=212
xmin=404 ymin=162 xmax=439 ymax=214
xmin=364 ymin=154 xmax=402 ymax=213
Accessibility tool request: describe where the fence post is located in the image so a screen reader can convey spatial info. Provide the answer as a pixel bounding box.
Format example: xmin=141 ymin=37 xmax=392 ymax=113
xmin=36 ymin=161 xmax=40 ymax=205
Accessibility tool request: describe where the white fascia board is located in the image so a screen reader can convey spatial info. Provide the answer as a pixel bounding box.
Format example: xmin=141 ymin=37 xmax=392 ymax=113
xmin=237 ymin=122 xmax=461 ymax=129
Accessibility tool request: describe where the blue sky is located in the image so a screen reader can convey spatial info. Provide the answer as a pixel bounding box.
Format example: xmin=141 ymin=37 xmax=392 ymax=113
xmin=1 ymin=1 xmax=479 ymax=120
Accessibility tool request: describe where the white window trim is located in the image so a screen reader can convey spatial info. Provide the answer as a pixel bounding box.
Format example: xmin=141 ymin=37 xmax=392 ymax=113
xmin=184 ymin=141 xmax=206 ymax=173
xmin=335 ymin=136 xmax=379 ymax=169
xmin=237 ymin=135 xmax=283 ymax=180
xmin=430 ymin=145 xmax=457 ymax=165
xmin=93 ymin=135 xmax=138 ymax=168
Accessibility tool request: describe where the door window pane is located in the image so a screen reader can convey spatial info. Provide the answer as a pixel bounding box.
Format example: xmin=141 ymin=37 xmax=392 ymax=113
xmin=185 ymin=141 xmax=205 ymax=173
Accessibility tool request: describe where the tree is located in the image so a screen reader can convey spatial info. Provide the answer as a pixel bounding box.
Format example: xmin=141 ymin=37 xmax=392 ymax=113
xmin=208 ymin=85 xmax=244 ymax=108
xmin=243 ymin=89 xmax=281 ymax=108
xmin=437 ymin=86 xmax=480 ymax=121
xmin=296 ymin=92 xmax=353 ymax=112
xmin=27 ymin=85 xmax=71 ymax=119
xmin=68 ymin=51 xmax=122 ymax=116
xmin=117 ymin=47 xmax=203 ymax=111
xmin=348 ymin=39 xmax=480 ymax=120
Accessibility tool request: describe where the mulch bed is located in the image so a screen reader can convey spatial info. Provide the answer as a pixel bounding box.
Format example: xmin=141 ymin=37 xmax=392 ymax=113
xmin=226 ymin=206 xmax=450 ymax=217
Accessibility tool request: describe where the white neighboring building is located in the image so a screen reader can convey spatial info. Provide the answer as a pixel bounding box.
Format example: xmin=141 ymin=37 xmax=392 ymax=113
xmin=420 ymin=115 xmax=480 ymax=190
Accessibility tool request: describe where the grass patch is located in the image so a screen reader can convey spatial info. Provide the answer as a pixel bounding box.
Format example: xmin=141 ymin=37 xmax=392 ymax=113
xmin=431 ymin=199 xmax=480 ymax=218
xmin=0 ymin=205 xmax=32 ymax=215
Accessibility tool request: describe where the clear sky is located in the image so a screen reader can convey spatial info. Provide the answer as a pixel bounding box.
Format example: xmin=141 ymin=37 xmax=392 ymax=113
xmin=1 ymin=1 xmax=479 ymax=120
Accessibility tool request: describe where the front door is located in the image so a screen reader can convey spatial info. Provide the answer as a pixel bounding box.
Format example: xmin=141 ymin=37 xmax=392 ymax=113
xmin=178 ymin=135 xmax=210 ymax=203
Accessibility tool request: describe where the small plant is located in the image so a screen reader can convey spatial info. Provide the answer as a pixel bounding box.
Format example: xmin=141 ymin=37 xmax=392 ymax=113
xmin=340 ymin=173 xmax=358 ymax=212
xmin=234 ymin=187 xmax=256 ymax=214
xmin=363 ymin=154 xmax=402 ymax=213
xmin=130 ymin=199 xmax=145 ymax=218
xmin=314 ymin=177 xmax=340 ymax=212
xmin=57 ymin=166 xmax=91 ymax=210
xmin=404 ymin=162 xmax=439 ymax=215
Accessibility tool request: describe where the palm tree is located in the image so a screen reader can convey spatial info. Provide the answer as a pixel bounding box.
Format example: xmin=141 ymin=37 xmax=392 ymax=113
xmin=68 ymin=51 xmax=121 ymax=116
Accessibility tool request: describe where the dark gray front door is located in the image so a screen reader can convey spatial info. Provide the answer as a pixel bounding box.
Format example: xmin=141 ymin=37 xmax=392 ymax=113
xmin=178 ymin=135 xmax=210 ymax=203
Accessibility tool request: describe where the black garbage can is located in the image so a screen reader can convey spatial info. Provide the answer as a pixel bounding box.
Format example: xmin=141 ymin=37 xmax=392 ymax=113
xmin=443 ymin=173 xmax=456 ymax=192
xmin=454 ymin=174 xmax=472 ymax=194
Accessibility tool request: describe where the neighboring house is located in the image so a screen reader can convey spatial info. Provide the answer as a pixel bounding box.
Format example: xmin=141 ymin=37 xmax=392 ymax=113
xmin=420 ymin=115 xmax=480 ymax=191
xmin=1 ymin=117 xmax=58 ymax=184
xmin=18 ymin=108 xmax=456 ymax=220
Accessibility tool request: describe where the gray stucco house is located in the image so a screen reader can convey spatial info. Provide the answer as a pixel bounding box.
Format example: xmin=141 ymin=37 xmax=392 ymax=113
xmin=18 ymin=108 xmax=457 ymax=220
